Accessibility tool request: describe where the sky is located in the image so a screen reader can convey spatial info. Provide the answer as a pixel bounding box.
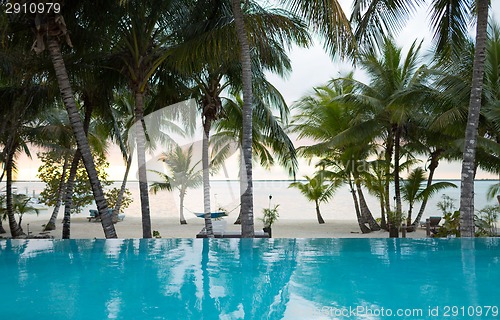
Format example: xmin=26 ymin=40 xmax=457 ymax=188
xmin=15 ymin=1 xmax=500 ymax=181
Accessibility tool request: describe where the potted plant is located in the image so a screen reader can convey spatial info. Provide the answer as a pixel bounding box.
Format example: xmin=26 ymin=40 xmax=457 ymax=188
xmin=261 ymin=198 xmax=279 ymax=238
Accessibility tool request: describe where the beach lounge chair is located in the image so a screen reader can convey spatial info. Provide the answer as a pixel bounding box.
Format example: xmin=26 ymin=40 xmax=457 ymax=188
xmin=87 ymin=209 xmax=100 ymax=222
xmin=88 ymin=209 xmax=121 ymax=222
xmin=196 ymin=230 xmax=270 ymax=238
xmin=429 ymin=216 xmax=441 ymax=232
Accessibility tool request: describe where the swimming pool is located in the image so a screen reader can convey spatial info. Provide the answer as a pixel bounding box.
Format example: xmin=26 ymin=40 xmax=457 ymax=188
xmin=1 ymin=238 xmax=499 ymax=319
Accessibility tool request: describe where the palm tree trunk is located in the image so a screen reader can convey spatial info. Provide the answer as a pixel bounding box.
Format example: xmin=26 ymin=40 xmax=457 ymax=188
xmin=354 ymin=176 xmax=381 ymax=231
xmin=349 ymin=178 xmax=371 ymax=233
xmin=314 ymin=199 xmax=325 ymax=224
xmin=393 ymin=125 xmax=403 ymax=227
xmin=113 ymin=154 xmax=132 ymax=222
xmin=232 ymin=0 xmax=254 ymax=238
xmin=0 ymin=219 xmax=5 ymax=234
xmin=6 ymin=146 xmax=25 ymax=238
xmin=44 ymin=155 xmax=70 ymax=231
xmin=134 ymin=91 xmax=152 ymax=238
xmin=234 ymin=154 xmax=246 ymax=225
xmin=380 ymin=199 xmax=387 ymax=230
xmin=62 ymin=150 xmax=81 ymax=239
xmin=460 ymin=0 xmax=489 ymax=238
xmin=384 ymin=131 xmax=394 ymax=216
xmin=234 ymin=210 xmax=242 ymax=224
xmin=411 ymin=150 xmax=441 ymax=230
xmin=47 ymin=37 xmax=117 ymax=239
xmin=406 ymin=204 xmax=414 ymax=228
xmin=202 ymin=117 xmax=214 ymax=237
xmin=179 ymin=191 xmax=187 ymax=225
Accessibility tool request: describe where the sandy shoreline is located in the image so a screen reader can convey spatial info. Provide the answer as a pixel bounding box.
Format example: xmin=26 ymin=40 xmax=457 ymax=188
xmin=1 ymin=214 xmax=428 ymax=239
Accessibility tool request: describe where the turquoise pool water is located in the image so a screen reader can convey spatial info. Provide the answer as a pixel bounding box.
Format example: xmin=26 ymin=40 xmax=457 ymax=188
xmin=1 ymin=239 xmax=499 ymax=319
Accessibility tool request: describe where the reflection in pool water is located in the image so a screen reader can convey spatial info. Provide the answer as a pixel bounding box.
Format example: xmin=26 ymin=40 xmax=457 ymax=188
xmin=0 ymin=238 xmax=499 ymax=319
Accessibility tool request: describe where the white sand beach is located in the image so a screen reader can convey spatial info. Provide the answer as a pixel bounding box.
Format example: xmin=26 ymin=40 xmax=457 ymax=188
xmin=6 ymin=214 xmax=428 ymax=239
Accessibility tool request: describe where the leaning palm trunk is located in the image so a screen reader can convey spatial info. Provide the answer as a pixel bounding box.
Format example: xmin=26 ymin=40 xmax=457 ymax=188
xmin=460 ymin=0 xmax=489 ymax=238
xmin=411 ymin=152 xmax=441 ymax=231
xmin=0 ymin=219 xmax=6 ymax=234
xmin=62 ymin=151 xmax=81 ymax=239
xmin=134 ymin=92 xmax=152 ymax=238
xmin=113 ymin=154 xmax=132 ymax=222
xmin=349 ymin=179 xmax=370 ymax=233
xmin=63 ymin=95 xmax=92 ymax=238
xmin=232 ymin=0 xmax=254 ymax=238
xmin=353 ymin=173 xmax=380 ymax=231
xmin=6 ymin=147 xmax=25 ymax=238
xmin=202 ymin=118 xmax=214 ymax=238
xmin=44 ymin=155 xmax=69 ymax=231
xmin=47 ymin=37 xmax=117 ymax=239
xmin=314 ymin=200 xmax=325 ymax=224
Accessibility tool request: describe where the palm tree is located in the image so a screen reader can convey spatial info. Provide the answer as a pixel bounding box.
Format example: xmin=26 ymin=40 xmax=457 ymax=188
xmin=400 ymin=167 xmax=456 ymax=229
xmin=428 ymin=6 xmax=496 ymax=235
xmin=172 ymin=0 xmax=308 ymax=237
xmin=150 ymin=145 xmax=203 ymax=225
xmin=26 ymin=4 xmax=118 ymax=238
xmin=105 ymin=0 xmax=198 ymax=238
xmin=289 ymin=173 xmax=337 ymax=224
xmin=291 ymin=81 xmax=380 ymax=232
xmin=212 ymin=90 xmax=298 ymax=224
xmin=231 ymin=0 xmax=254 ymax=237
xmin=332 ymin=37 xmax=432 ymax=229
xmin=230 ymin=0 xmax=424 ymax=236
xmin=458 ymin=0 xmax=490 ymax=236
xmin=11 ymin=194 xmax=39 ymax=229
xmin=0 ymin=77 xmax=48 ymax=238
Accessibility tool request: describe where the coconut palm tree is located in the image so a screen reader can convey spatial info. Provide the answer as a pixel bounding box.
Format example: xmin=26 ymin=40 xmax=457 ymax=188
xmin=291 ymin=81 xmax=381 ymax=232
xmin=211 ymin=89 xmax=298 ymax=225
xmin=104 ymin=0 xmax=199 ymax=238
xmin=230 ymin=0 xmax=424 ymax=236
xmin=35 ymin=108 xmax=73 ymax=231
xmin=231 ymin=0 xmax=254 ymax=237
xmin=0 ymin=75 xmax=49 ymax=237
xmin=171 ymin=0 xmax=309 ymax=237
xmin=24 ymin=3 xmax=118 ymax=238
xmin=430 ymin=10 xmax=498 ymax=235
xmin=400 ymin=167 xmax=456 ymax=229
xmin=289 ymin=173 xmax=337 ymax=224
xmin=331 ymin=37 xmax=433 ymax=229
xmin=150 ymin=145 xmax=203 ymax=225
xmin=457 ymin=0 xmax=490 ymax=237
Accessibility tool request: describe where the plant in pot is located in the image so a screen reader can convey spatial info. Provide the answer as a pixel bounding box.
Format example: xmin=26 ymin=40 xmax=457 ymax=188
xmin=261 ymin=204 xmax=279 ymax=238
xmin=387 ymin=210 xmax=402 ymax=238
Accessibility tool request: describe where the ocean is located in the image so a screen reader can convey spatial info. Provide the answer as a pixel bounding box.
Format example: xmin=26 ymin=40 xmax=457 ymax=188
xmin=9 ymin=180 xmax=499 ymax=223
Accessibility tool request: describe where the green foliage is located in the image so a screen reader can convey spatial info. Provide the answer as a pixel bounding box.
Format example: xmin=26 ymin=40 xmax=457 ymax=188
xmin=475 ymin=205 xmax=499 ymax=237
xmin=387 ymin=210 xmax=402 ymax=226
xmin=0 ymin=194 xmax=39 ymax=226
xmin=153 ymin=230 xmax=161 ymax=238
xmin=434 ymin=194 xmax=460 ymax=237
xmin=436 ymin=194 xmax=456 ymax=216
xmin=289 ymin=173 xmax=336 ymax=205
xmin=105 ymin=188 xmax=133 ymax=213
xmin=37 ymin=152 xmax=112 ymax=214
xmin=435 ymin=211 xmax=460 ymax=238
xmin=261 ymin=204 xmax=280 ymax=228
